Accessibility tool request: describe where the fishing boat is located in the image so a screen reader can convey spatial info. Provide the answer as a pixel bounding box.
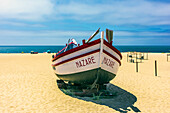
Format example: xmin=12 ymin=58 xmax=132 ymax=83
xmin=52 ymin=28 xmax=122 ymax=88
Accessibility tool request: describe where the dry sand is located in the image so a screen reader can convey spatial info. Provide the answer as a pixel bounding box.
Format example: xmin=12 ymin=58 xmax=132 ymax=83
xmin=0 ymin=53 xmax=169 ymax=113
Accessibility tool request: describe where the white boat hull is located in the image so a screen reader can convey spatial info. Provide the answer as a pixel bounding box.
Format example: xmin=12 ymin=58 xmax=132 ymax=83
xmin=52 ymin=33 xmax=122 ymax=85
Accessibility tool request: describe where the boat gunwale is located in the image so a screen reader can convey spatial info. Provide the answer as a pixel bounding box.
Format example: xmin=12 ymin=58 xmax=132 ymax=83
xmin=52 ymin=49 xmax=121 ymax=67
xmin=103 ymin=50 xmax=121 ymax=66
xmin=52 ymin=39 xmax=122 ymax=62
xmin=103 ymin=40 xmax=122 ymax=59
xmin=52 ymin=39 xmax=101 ymax=62
xmin=52 ymin=49 xmax=100 ymax=67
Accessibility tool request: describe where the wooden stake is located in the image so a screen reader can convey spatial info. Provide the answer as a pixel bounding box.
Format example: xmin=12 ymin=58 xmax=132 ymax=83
xmin=136 ymin=62 xmax=138 ymax=72
xmin=155 ymin=60 xmax=157 ymax=76
xmin=167 ymin=54 xmax=168 ymax=62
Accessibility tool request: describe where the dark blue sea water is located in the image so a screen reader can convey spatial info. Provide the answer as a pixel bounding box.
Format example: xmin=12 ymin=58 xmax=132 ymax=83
xmin=0 ymin=45 xmax=170 ymax=53
xmin=116 ymin=46 xmax=170 ymax=53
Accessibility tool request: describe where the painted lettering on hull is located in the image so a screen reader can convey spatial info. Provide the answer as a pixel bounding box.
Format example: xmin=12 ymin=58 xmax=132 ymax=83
xmin=75 ymin=56 xmax=96 ymax=68
xmin=102 ymin=57 xmax=115 ymax=68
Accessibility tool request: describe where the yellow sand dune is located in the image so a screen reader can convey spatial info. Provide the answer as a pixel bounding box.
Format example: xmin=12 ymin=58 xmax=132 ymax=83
xmin=0 ymin=53 xmax=169 ymax=112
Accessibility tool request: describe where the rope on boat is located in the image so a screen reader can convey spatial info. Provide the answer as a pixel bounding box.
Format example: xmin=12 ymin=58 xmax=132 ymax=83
xmin=90 ymin=68 xmax=100 ymax=90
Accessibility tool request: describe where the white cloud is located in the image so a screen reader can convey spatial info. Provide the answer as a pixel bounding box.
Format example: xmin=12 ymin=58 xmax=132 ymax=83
xmin=0 ymin=0 xmax=170 ymax=26
xmin=0 ymin=29 xmax=169 ymax=45
xmin=115 ymin=31 xmax=170 ymax=36
xmin=0 ymin=30 xmax=92 ymax=37
xmin=0 ymin=0 xmax=54 ymax=21
xmin=0 ymin=30 xmax=169 ymax=38
xmin=56 ymin=2 xmax=104 ymax=15
xmin=114 ymin=37 xmax=170 ymax=45
xmin=54 ymin=0 xmax=170 ymax=25
xmin=0 ymin=21 xmax=45 ymax=27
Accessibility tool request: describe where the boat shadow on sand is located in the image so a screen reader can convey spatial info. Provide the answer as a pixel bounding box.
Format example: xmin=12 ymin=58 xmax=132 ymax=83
xmin=59 ymin=83 xmax=141 ymax=113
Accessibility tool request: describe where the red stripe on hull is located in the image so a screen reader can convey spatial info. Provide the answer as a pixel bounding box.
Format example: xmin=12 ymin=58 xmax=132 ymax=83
xmin=103 ymin=40 xmax=122 ymax=59
xmin=52 ymin=49 xmax=100 ymax=67
xmin=52 ymin=49 xmax=121 ymax=67
xmin=52 ymin=39 xmax=101 ymax=62
xmin=103 ymin=50 xmax=121 ymax=66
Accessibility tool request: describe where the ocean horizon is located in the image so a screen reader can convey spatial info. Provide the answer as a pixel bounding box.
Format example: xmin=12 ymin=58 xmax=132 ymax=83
xmin=0 ymin=45 xmax=170 ymax=53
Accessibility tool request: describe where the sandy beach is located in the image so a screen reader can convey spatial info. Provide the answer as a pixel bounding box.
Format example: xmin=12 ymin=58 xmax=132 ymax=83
xmin=0 ymin=53 xmax=169 ymax=113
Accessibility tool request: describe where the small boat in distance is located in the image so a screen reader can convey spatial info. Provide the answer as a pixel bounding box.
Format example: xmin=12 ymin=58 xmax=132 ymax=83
xmin=52 ymin=28 xmax=122 ymax=88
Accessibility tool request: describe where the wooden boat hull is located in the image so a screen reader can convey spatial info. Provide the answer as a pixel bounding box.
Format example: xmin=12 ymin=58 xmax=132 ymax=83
xmin=56 ymin=68 xmax=116 ymax=85
xmin=52 ymin=33 xmax=122 ymax=85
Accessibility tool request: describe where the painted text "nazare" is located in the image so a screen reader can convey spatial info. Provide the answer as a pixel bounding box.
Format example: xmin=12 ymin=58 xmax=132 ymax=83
xmin=75 ymin=56 xmax=96 ymax=68
xmin=102 ymin=57 xmax=115 ymax=68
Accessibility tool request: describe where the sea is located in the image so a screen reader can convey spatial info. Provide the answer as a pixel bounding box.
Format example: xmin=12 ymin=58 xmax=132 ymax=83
xmin=0 ymin=46 xmax=170 ymax=53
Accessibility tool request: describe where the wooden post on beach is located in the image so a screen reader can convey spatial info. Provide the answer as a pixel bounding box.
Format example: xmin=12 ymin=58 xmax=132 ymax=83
xmin=136 ymin=62 xmax=138 ymax=72
xmin=167 ymin=54 xmax=169 ymax=62
xmin=155 ymin=60 xmax=157 ymax=76
xmin=135 ymin=51 xmax=138 ymax=72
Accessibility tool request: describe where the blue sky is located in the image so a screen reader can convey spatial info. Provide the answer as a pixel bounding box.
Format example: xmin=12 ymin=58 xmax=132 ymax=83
xmin=0 ymin=0 xmax=170 ymax=45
